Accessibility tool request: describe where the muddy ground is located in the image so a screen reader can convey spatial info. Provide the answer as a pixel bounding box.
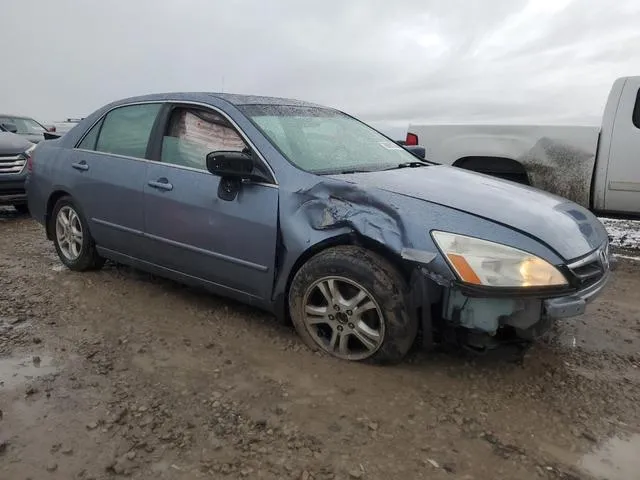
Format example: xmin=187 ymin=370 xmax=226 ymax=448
xmin=1 ymin=209 xmax=639 ymax=480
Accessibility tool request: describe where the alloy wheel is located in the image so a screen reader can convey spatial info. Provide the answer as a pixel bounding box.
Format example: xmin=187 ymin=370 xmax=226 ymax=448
xmin=55 ymin=205 xmax=83 ymax=261
xmin=302 ymin=276 xmax=385 ymax=360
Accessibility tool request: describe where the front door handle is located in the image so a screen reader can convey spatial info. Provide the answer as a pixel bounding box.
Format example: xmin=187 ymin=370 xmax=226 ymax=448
xmin=148 ymin=178 xmax=173 ymax=191
xmin=71 ymin=161 xmax=89 ymax=171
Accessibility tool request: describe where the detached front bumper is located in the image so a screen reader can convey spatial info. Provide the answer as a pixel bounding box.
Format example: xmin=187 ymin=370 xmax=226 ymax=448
xmin=433 ymin=242 xmax=613 ymax=346
xmin=546 ymin=242 xmax=614 ymax=319
xmin=545 ymin=267 xmax=612 ymax=319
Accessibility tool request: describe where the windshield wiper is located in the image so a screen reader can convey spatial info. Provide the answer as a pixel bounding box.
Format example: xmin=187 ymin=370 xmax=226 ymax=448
xmin=330 ymin=162 xmax=429 ymax=175
xmin=337 ymin=168 xmax=374 ymax=174
xmin=384 ymin=161 xmax=429 ymax=170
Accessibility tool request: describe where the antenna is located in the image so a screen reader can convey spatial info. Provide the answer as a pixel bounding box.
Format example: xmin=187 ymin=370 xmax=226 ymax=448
xmin=221 ymin=75 xmax=225 ymax=93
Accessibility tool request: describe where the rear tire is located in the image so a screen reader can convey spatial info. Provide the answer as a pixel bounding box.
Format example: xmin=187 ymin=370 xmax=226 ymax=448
xmin=289 ymin=246 xmax=417 ymax=364
xmin=51 ymin=196 xmax=105 ymax=271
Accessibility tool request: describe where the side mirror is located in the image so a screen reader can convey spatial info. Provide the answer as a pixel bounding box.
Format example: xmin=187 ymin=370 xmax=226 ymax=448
xmin=405 ymin=145 xmax=426 ymax=159
xmin=206 ymin=150 xmax=257 ymax=179
xmin=1 ymin=123 xmax=18 ymax=134
xmin=206 ymin=150 xmax=268 ymax=201
xmin=44 ymin=131 xmax=62 ymax=140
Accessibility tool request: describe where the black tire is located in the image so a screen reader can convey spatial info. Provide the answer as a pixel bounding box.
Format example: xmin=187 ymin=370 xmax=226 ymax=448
xmin=51 ymin=196 xmax=105 ymax=271
xmin=13 ymin=204 xmax=29 ymax=215
xmin=289 ymin=246 xmax=417 ymax=365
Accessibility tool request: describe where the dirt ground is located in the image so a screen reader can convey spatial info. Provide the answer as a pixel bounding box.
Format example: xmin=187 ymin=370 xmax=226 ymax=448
xmin=1 ymin=209 xmax=639 ymax=480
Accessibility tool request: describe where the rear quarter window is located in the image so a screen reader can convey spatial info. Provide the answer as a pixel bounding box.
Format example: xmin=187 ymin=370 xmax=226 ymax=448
xmin=77 ymin=118 xmax=103 ymax=150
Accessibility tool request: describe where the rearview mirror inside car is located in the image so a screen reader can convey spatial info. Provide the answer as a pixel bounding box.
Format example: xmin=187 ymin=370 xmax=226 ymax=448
xmin=1 ymin=123 xmax=18 ymax=134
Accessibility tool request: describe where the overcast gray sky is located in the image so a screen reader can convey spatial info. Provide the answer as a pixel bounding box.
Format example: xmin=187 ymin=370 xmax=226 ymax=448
xmin=1 ymin=0 xmax=639 ymax=137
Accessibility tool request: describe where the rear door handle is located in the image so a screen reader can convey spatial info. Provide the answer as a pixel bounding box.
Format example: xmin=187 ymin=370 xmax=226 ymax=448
xmin=148 ymin=178 xmax=173 ymax=191
xmin=71 ymin=161 xmax=89 ymax=171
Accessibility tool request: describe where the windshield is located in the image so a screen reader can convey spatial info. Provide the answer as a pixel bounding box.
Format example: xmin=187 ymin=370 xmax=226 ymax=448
xmin=0 ymin=116 xmax=46 ymax=134
xmin=239 ymin=105 xmax=426 ymax=174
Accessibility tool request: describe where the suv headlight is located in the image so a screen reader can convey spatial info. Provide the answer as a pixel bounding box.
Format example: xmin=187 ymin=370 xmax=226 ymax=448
xmin=22 ymin=143 xmax=36 ymax=157
xmin=431 ymin=231 xmax=568 ymax=288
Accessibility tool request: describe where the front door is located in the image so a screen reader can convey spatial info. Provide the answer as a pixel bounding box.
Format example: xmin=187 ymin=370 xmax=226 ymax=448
xmin=605 ymin=82 xmax=640 ymax=214
xmin=142 ymin=105 xmax=279 ymax=302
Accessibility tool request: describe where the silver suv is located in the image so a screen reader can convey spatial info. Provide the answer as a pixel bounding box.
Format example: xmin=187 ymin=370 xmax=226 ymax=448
xmin=0 ymin=114 xmax=52 ymax=144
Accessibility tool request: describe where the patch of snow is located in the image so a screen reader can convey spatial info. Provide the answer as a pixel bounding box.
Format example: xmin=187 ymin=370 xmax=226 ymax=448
xmin=599 ymin=218 xmax=640 ymax=251
xmin=614 ymin=253 xmax=640 ymax=262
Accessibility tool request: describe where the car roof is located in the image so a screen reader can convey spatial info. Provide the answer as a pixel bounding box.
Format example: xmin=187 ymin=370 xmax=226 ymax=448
xmin=208 ymin=93 xmax=323 ymax=107
xmin=106 ymin=92 xmax=327 ymax=109
xmin=0 ymin=114 xmax=34 ymax=119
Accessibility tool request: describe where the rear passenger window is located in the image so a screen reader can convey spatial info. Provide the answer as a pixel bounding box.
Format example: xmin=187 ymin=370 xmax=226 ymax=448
xmin=77 ymin=118 xmax=103 ymax=150
xmin=95 ymin=104 xmax=161 ymax=159
xmin=160 ymin=108 xmax=247 ymax=170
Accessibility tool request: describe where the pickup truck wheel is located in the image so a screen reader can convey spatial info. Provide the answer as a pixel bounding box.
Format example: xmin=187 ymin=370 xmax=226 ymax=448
xmin=52 ymin=196 xmax=105 ymax=271
xmin=289 ymin=246 xmax=417 ymax=364
xmin=13 ymin=204 xmax=29 ymax=215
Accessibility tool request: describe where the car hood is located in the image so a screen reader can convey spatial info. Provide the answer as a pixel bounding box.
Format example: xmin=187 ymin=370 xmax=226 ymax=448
xmin=0 ymin=132 xmax=33 ymax=155
xmin=330 ymin=165 xmax=608 ymax=261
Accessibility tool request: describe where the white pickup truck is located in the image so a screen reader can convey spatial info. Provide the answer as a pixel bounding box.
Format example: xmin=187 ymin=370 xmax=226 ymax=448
xmin=404 ymin=76 xmax=640 ymax=218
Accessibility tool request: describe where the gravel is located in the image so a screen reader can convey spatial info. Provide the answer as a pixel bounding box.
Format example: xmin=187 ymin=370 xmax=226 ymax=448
xmin=0 ymin=210 xmax=638 ymax=479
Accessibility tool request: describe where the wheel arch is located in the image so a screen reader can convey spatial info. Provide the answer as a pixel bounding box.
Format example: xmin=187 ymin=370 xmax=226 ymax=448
xmin=45 ymin=189 xmax=71 ymax=240
xmin=276 ymin=232 xmax=415 ymax=325
xmin=453 ymin=156 xmax=530 ymax=185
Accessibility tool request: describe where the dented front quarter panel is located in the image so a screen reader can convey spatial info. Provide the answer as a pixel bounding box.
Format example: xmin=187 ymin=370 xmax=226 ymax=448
xmin=270 ymin=173 xmax=567 ymax=314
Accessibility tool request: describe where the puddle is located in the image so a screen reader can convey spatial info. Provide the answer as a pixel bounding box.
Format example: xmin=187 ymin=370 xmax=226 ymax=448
xmin=0 ymin=355 xmax=58 ymax=389
xmin=579 ymin=434 xmax=640 ymax=480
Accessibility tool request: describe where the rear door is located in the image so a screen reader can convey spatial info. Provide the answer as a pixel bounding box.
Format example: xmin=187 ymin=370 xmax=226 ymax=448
xmin=141 ymin=104 xmax=279 ymax=302
xmin=68 ymin=103 xmax=162 ymax=257
xmin=604 ymin=81 xmax=640 ymax=213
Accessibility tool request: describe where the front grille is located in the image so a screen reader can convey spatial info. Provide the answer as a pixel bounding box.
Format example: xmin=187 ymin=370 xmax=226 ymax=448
xmin=0 ymin=154 xmax=26 ymax=174
xmin=571 ymin=261 xmax=604 ymax=289
xmin=568 ymin=243 xmax=609 ymax=290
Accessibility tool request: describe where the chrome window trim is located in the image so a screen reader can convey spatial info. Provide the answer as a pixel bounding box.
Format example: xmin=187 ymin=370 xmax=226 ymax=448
xmin=73 ymin=99 xmax=279 ymax=186
xmin=72 ymin=148 xmax=277 ymax=189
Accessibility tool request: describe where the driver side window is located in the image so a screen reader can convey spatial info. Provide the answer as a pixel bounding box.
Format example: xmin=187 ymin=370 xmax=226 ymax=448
xmin=160 ymin=107 xmax=247 ymax=170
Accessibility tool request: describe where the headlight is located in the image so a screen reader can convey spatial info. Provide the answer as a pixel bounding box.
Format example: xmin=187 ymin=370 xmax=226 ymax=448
xmin=431 ymin=231 xmax=568 ymax=288
xmin=23 ymin=143 xmax=37 ymax=157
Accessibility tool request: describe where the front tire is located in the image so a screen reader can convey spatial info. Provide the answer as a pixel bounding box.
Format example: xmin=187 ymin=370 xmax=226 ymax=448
xmin=51 ymin=196 xmax=105 ymax=271
xmin=289 ymin=246 xmax=417 ymax=364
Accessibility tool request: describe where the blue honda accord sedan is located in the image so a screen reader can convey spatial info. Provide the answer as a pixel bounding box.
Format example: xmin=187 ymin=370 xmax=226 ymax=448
xmin=26 ymin=93 xmax=612 ymax=363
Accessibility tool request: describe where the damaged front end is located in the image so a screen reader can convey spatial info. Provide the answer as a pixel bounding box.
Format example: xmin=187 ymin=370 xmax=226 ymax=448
xmin=423 ymin=240 xmax=613 ymax=353
xmin=276 ymin=175 xmax=611 ymax=356
xmin=440 ymin=291 xmax=549 ymax=351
